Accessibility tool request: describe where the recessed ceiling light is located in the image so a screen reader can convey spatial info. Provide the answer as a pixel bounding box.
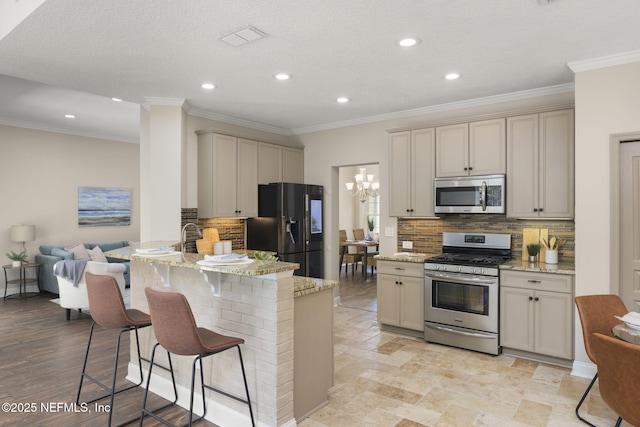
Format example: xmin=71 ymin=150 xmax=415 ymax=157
xmin=336 ymin=97 xmax=350 ymax=103
xmin=201 ymin=83 xmax=216 ymax=90
xmin=275 ymin=73 xmax=291 ymax=81
xmin=398 ymin=38 xmax=419 ymax=47
xmin=445 ymin=73 xmax=460 ymax=80
xmin=65 ymin=114 xmax=75 ymax=119
xmin=111 ymin=97 xmax=122 ymax=102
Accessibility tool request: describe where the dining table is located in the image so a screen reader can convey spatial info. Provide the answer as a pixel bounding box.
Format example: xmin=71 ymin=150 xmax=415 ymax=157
xmin=339 ymin=240 xmax=379 ymax=280
xmin=612 ymin=322 xmax=640 ymax=345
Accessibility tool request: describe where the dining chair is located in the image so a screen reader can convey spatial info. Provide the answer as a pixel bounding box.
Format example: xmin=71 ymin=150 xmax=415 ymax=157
xmin=591 ymin=332 xmax=640 ymax=427
xmin=574 ymin=295 xmax=628 ymax=426
xmin=352 ymin=228 xmax=378 ymax=274
xmin=142 ymin=287 xmax=255 ymax=426
xmin=339 ymin=229 xmax=362 ymax=276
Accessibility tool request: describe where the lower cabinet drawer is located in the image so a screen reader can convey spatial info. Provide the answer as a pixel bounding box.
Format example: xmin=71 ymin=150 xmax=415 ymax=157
xmin=377 ymin=260 xmax=424 ymax=278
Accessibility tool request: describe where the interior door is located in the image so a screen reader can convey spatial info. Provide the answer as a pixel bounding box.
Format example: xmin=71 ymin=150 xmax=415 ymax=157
xmin=620 ymin=141 xmax=640 ymax=311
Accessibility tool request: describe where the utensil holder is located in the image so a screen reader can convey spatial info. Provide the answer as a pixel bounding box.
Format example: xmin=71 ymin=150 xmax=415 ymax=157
xmin=545 ymin=250 xmax=558 ymax=264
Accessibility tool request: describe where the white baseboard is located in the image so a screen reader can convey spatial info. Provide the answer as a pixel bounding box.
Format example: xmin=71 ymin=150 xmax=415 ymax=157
xmin=128 ymin=363 xmax=295 ymax=427
xmin=571 ymin=360 xmax=597 ymax=379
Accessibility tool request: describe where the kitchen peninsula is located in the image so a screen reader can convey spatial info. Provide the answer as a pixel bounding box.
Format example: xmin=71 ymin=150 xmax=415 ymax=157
xmin=106 ymin=243 xmax=337 ymax=426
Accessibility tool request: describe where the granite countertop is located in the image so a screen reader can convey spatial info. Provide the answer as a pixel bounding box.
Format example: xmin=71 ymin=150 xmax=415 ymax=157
xmin=375 ymin=252 xmax=430 ymax=263
xmin=500 ymin=259 xmax=575 ymax=275
xmin=293 ymin=276 xmax=338 ymax=297
xmin=105 ymin=242 xmax=299 ymax=277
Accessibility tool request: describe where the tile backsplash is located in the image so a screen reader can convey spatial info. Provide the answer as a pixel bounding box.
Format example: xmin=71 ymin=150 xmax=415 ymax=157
xmin=397 ymin=215 xmax=575 ymax=263
xmin=182 ymin=208 xmax=245 ymax=253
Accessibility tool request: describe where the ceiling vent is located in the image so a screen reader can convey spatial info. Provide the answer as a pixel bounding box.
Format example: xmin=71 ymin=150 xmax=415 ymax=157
xmin=220 ymin=26 xmax=267 ymax=47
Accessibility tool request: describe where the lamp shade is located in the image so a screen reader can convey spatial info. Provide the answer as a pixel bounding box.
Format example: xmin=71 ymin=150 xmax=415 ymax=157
xmin=11 ymin=225 xmax=36 ymax=243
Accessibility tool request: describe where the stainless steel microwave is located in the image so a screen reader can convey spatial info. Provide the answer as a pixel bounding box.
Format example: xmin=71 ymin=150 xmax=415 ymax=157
xmin=434 ymin=174 xmax=505 ymax=214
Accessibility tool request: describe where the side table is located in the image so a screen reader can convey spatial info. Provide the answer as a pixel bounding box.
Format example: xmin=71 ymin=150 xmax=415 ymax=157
xmin=3 ymin=263 xmax=41 ymax=299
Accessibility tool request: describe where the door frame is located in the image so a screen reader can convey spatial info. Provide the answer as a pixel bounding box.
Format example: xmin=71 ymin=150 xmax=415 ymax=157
xmin=609 ymin=132 xmax=640 ymax=295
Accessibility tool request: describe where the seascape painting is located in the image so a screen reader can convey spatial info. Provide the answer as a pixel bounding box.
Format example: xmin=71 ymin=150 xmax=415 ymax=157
xmin=78 ymin=187 xmax=131 ymax=226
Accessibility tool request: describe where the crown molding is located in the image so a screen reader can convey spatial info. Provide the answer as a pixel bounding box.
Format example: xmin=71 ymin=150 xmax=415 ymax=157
xmin=289 ymin=83 xmax=575 ymax=135
xmin=0 ymin=116 xmax=139 ymax=144
xmin=143 ymin=97 xmax=188 ymax=108
xmin=568 ymin=50 xmax=640 ymax=73
xmin=188 ymin=108 xmax=292 ymax=136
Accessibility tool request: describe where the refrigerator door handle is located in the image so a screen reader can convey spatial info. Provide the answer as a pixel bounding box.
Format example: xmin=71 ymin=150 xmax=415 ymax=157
xmin=286 ymin=217 xmax=297 ymax=244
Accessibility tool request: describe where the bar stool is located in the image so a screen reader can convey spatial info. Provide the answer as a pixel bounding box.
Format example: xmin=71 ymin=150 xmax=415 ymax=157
xmin=78 ymin=273 xmax=177 ymax=427
xmin=142 ymin=287 xmax=255 ymax=427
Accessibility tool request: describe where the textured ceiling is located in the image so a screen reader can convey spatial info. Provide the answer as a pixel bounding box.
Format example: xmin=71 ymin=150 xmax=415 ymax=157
xmin=0 ymin=0 xmax=639 ymax=142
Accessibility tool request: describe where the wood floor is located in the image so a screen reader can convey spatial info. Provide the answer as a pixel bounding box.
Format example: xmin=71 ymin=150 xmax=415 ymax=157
xmin=338 ymin=264 xmax=377 ymax=312
xmin=0 ymin=292 xmax=217 ymax=426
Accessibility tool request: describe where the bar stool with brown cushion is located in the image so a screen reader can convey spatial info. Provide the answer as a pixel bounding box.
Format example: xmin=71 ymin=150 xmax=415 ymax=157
xmin=574 ymin=294 xmax=627 ymax=426
xmin=339 ymin=229 xmax=362 ymax=276
xmin=79 ymin=273 xmax=177 ymax=427
xmin=591 ymin=332 xmax=640 ymax=427
xmin=142 ymin=287 xmax=255 ymax=427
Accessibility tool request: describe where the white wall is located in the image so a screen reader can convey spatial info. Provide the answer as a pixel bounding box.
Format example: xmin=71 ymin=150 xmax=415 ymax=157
xmin=573 ymin=61 xmax=640 ymax=365
xmin=0 ymin=124 xmax=140 ymax=285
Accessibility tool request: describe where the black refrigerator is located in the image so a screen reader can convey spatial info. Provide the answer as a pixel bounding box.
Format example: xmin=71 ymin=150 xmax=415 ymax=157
xmin=246 ymin=183 xmax=324 ymax=278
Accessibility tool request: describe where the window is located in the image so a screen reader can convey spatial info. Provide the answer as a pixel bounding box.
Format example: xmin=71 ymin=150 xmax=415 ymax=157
xmin=367 ymin=195 xmax=380 ymax=235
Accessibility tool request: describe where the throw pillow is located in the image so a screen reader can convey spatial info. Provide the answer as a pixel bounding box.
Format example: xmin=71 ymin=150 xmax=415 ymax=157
xmin=51 ymin=247 xmax=74 ymax=260
xmin=87 ymin=245 xmax=108 ymax=263
xmin=64 ymin=243 xmax=90 ymax=261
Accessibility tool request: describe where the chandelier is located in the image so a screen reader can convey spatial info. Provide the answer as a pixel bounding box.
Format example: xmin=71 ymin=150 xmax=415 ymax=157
xmin=346 ymin=167 xmax=380 ymax=203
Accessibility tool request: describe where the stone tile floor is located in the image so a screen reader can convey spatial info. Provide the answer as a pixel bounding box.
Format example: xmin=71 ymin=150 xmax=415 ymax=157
xmin=299 ymin=272 xmax=624 ymax=426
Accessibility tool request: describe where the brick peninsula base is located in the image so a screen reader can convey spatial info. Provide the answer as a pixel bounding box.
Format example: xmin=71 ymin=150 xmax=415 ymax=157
xmin=106 ymin=245 xmax=336 ymax=427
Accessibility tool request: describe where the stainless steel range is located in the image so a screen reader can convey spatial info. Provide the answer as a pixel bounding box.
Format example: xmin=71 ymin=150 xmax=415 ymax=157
xmin=424 ymin=232 xmax=511 ymax=355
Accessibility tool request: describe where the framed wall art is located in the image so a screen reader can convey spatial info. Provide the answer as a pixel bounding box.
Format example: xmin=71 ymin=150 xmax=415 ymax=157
xmin=78 ymin=186 xmax=131 ymax=227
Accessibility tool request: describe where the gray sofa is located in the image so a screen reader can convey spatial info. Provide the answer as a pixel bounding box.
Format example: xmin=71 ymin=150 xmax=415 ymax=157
xmin=35 ymin=241 xmax=130 ymax=294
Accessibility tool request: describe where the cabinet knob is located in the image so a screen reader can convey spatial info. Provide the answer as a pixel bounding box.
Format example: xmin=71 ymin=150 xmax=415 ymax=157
xmin=534 ymin=297 xmax=539 ymax=301
xmin=533 ymin=208 xmax=538 ymax=212
xmin=539 ymin=208 xmax=544 ymax=212
xmin=464 ymin=167 xmax=468 ymax=171
xmin=468 ymin=167 xmax=473 ymax=171
xmin=406 ymin=209 xmax=411 ymax=213
xmin=528 ymin=296 xmax=533 ymax=301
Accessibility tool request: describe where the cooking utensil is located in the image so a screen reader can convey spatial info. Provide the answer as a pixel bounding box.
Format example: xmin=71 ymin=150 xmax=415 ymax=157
xmin=550 ymin=236 xmax=557 ymax=250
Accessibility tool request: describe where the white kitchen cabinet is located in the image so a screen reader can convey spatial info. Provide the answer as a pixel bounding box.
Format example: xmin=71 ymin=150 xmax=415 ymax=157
xmin=282 ymin=146 xmax=304 ymax=184
xmin=258 ymin=143 xmax=304 ymax=185
xmin=506 ymin=109 xmax=574 ymax=218
xmin=435 ymin=118 xmax=505 ymax=177
xmin=377 ymin=260 xmax=424 ymax=331
xmin=389 ymin=128 xmax=435 ymax=217
xmin=198 ymin=133 xmax=258 ymax=218
xmin=258 ymin=142 xmax=283 ymax=184
xmin=500 ymin=270 xmax=574 ymax=360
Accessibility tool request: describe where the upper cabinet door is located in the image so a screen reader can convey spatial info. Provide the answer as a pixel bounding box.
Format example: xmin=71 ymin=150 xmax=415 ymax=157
xmin=258 ymin=142 xmax=282 ymax=185
xmin=283 ymin=147 xmax=304 ymax=184
xmin=389 ymin=132 xmax=411 ymax=217
xmin=436 ymin=123 xmax=469 ymax=177
xmin=411 ymin=128 xmax=435 ymax=217
xmin=506 ymin=110 xmax=574 ymax=218
xmin=507 ymin=114 xmax=539 ymax=218
xmin=539 ymin=109 xmax=574 ymax=218
xmin=211 ymin=133 xmax=238 ymax=218
xmin=469 ymin=118 xmax=506 ymax=176
xmin=236 ymin=138 xmax=258 ymax=217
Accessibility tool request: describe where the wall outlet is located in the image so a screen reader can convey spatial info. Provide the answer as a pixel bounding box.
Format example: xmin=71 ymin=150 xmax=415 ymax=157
xmin=385 ymin=227 xmax=395 ymax=237
xmin=402 ymin=241 xmax=413 ymax=249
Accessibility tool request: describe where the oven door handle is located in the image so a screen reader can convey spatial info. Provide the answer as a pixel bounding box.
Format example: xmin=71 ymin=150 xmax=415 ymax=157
xmin=426 ymin=323 xmax=497 ymax=339
xmin=424 ymin=271 xmax=497 ymax=285
xmin=481 ymin=180 xmax=487 ymax=211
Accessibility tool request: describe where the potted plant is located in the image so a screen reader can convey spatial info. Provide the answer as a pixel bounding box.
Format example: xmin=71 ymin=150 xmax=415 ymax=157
xmin=367 ymin=216 xmax=375 ymax=240
xmin=6 ymin=250 xmax=28 ymax=267
xmin=526 ymin=243 xmax=541 ymax=263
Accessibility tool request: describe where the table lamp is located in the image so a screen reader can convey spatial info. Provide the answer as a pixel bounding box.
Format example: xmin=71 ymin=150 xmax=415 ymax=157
xmin=11 ymin=225 xmax=36 ymax=253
